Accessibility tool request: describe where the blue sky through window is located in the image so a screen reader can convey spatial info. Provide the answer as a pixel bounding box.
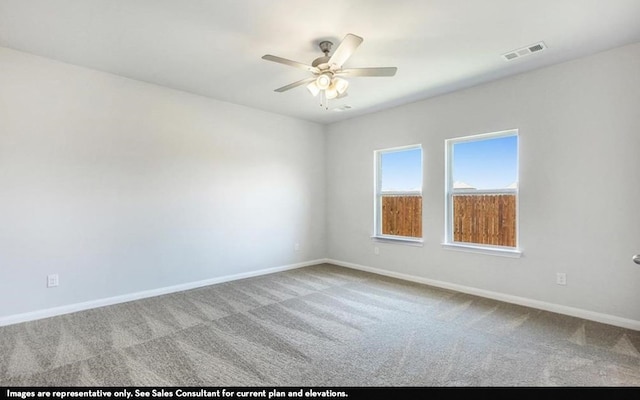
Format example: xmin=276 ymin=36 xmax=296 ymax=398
xmin=380 ymin=148 xmax=422 ymax=192
xmin=453 ymin=135 xmax=518 ymax=189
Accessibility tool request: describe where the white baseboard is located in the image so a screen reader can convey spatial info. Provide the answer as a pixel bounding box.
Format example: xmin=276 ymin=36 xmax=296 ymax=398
xmin=5 ymin=257 xmax=638 ymax=331
xmin=0 ymin=259 xmax=327 ymax=327
xmin=326 ymin=258 xmax=640 ymax=331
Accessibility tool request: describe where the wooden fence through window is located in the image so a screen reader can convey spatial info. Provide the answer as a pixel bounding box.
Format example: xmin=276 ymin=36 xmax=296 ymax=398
xmin=453 ymin=194 xmax=516 ymax=247
xmin=381 ymin=194 xmax=516 ymax=245
xmin=382 ymin=196 xmax=422 ymax=238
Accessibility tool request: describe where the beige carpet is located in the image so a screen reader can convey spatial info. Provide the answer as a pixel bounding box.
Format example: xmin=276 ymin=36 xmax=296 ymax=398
xmin=1 ymin=263 xmax=639 ymax=386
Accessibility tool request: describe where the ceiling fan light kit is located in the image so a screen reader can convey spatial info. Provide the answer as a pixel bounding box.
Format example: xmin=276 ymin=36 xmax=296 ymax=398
xmin=308 ymin=75 xmax=348 ymax=101
xmin=315 ymin=74 xmax=332 ymax=90
xmin=262 ymin=33 xmax=397 ymax=110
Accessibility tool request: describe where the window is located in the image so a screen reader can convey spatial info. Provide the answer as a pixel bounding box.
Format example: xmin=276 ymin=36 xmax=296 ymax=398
xmin=444 ymin=130 xmax=520 ymax=256
xmin=374 ymin=145 xmax=423 ymax=241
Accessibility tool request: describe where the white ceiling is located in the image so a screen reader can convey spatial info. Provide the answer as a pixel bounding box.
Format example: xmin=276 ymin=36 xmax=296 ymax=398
xmin=1 ymin=0 xmax=639 ymax=124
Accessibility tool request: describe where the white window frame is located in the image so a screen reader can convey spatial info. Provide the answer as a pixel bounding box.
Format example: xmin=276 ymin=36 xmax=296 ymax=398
xmin=443 ymin=129 xmax=521 ymax=257
xmin=372 ymin=144 xmax=423 ymax=245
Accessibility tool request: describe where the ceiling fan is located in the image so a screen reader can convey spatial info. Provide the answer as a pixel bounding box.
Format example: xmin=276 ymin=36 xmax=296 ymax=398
xmin=262 ymin=33 xmax=397 ymax=109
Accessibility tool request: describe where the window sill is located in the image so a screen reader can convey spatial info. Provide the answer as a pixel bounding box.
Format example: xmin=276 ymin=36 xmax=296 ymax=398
xmin=371 ymin=235 xmax=424 ymax=247
xmin=441 ymin=243 xmax=522 ymax=258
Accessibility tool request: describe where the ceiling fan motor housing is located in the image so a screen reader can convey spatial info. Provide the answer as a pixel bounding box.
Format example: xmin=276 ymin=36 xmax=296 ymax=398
xmin=312 ymin=40 xmax=334 ymax=69
xmin=312 ymin=57 xmax=331 ymax=69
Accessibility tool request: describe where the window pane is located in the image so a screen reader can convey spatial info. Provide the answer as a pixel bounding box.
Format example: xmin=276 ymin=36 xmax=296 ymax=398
xmin=453 ymin=193 xmax=516 ymax=247
xmin=381 ymin=148 xmax=422 ymax=192
xmin=452 ymin=135 xmax=517 ymax=190
xmin=382 ymin=195 xmax=422 ymax=238
xmin=448 ymin=132 xmax=518 ymax=249
xmin=376 ymin=146 xmax=422 ymax=239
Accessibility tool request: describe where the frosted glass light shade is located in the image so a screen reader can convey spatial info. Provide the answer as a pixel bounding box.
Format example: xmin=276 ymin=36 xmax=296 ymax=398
xmin=307 ymin=81 xmax=320 ymax=97
xmin=332 ymin=77 xmax=349 ymax=94
xmin=316 ymin=74 xmax=331 ymax=90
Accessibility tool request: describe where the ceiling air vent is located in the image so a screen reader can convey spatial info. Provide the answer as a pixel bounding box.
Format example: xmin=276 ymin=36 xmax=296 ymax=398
xmin=502 ymin=41 xmax=546 ymax=61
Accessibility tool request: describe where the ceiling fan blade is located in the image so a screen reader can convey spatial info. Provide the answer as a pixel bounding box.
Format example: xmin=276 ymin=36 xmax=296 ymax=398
xmin=337 ymin=67 xmax=398 ymax=77
xmin=328 ymin=33 xmax=363 ymax=68
xmin=274 ymin=77 xmax=317 ymax=93
xmin=262 ymin=55 xmax=319 ymax=73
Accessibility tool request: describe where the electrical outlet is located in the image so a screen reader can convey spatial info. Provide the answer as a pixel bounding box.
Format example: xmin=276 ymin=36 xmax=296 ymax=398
xmin=47 ymin=274 xmax=59 ymax=288
xmin=556 ymin=272 xmax=566 ymax=286
xmin=374 ymin=247 xmax=380 ymax=255
xmin=294 ymin=243 xmax=300 ymax=252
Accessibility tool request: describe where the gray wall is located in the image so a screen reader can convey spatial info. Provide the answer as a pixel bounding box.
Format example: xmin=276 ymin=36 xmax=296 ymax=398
xmin=0 ymin=47 xmax=326 ymax=318
xmin=326 ymin=42 xmax=640 ymax=323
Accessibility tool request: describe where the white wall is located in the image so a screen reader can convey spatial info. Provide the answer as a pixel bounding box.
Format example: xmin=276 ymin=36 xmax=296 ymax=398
xmin=0 ymin=47 xmax=325 ymax=319
xmin=326 ymin=42 xmax=640 ymax=323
